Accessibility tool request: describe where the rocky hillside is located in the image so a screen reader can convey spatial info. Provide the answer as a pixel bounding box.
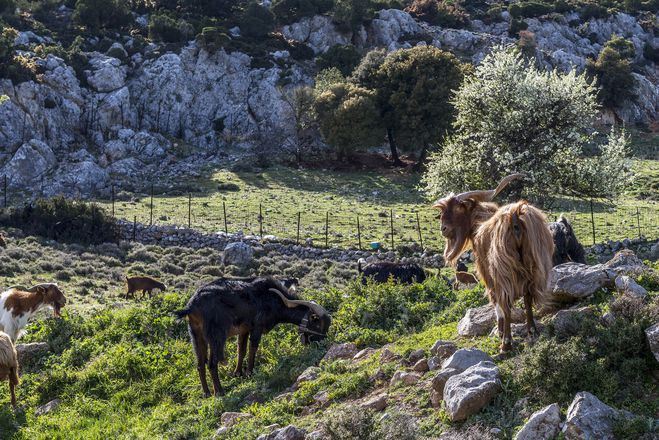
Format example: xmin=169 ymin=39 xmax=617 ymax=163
xmin=0 ymin=3 xmax=657 ymax=197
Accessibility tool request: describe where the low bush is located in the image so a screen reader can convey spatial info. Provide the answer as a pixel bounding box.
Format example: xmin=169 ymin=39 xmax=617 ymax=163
xmin=148 ymin=13 xmax=189 ymax=43
xmin=316 ymin=44 xmax=361 ymax=76
xmin=73 ymin=0 xmax=132 ymax=31
xmin=0 ymin=197 xmax=119 ymax=245
xmin=406 ymin=0 xmax=469 ymax=27
xmin=580 ymin=3 xmax=609 ymax=20
xmin=271 ymin=0 xmax=333 ymax=24
xmin=508 ymin=1 xmax=553 ymax=18
xmin=196 ymin=27 xmax=231 ymax=52
xmin=239 ymin=1 xmax=275 ymax=38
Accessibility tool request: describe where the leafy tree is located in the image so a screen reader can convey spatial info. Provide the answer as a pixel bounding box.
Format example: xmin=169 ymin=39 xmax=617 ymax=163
xmin=316 ymin=44 xmax=362 ymax=76
xmin=422 ymin=48 xmax=631 ymax=204
xmin=239 ymin=1 xmax=275 ymax=38
xmin=281 ymin=86 xmax=321 ymax=166
xmin=314 ymin=67 xmax=345 ymax=94
xmin=332 ymin=0 xmax=371 ymax=32
xmin=74 ymin=0 xmax=132 ymax=31
xmin=352 ymin=46 xmax=465 ymax=166
xmin=313 ymin=82 xmax=383 ymax=161
xmin=148 ymin=14 xmax=187 ymax=43
xmin=586 ymin=35 xmax=636 ymax=108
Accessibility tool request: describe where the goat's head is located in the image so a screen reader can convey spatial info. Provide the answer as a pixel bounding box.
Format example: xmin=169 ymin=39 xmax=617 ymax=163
xmin=270 ymin=286 xmax=331 ymax=345
xmin=31 ymin=283 xmax=67 ymax=317
xmin=432 ymin=174 xmax=524 ymax=266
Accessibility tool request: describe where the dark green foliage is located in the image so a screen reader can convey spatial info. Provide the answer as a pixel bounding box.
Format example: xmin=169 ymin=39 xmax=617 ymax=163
xmin=0 ymin=197 xmax=119 ymax=245
xmin=580 ymin=2 xmax=609 ymax=20
xmin=239 ymin=1 xmax=275 ymax=38
xmin=515 ymin=294 xmax=659 ymax=416
xmin=405 ymin=0 xmax=469 ymax=28
xmin=605 ymin=34 xmax=636 ymax=60
xmin=148 ymin=14 xmax=184 ymax=43
xmin=196 ymin=27 xmax=231 ymax=52
xmin=287 ymin=40 xmax=314 ymax=60
xmin=74 ymin=0 xmax=131 ymax=30
xmin=271 ymin=0 xmax=333 ymax=24
xmin=643 ymin=42 xmax=659 ymax=62
xmin=332 ymin=0 xmax=371 ymax=32
xmin=317 ymin=44 xmax=361 ymax=76
xmin=0 ymin=24 xmax=16 ymax=61
xmin=509 ymin=18 xmax=528 ymax=36
xmin=508 ymin=1 xmax=552 ymax=18
xmin=0 ymin=0 xmax=14 ymax=15
xmin=586 ymin=36 xmax=637 ymax=108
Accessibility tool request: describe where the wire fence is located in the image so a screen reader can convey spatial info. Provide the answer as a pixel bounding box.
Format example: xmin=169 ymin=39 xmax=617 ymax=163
xmin=1 ymin=176 xmax=658 ymax=251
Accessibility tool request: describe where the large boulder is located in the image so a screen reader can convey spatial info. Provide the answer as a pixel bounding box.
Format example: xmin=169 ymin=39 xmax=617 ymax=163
xmin=443 ymin=361 xmax=501 ymax=422
xmin=222 ymin=242 xmax=254 ymax=267
xmin=562 ymin=392 xmax=621 ymax=440
xmin=458 ymin=304 xmax=496 ymax=336
xmin=282 ymin=15 xmax=350 ymax=54
xmin=614 ymin=275 xmax=647 ymax=298
xmin=368 ymin=9 xmax=422 ymax=49
xmin=515 ymin=403 xmax=562 ymax=440
xmin=86 ymin=54 xmax=127 ymax=92
xmin=645 ymin=323 xmax=659 ymax=363
xmin=441 ymin=348 xmax=494 ymax=373
xmin=2 ymin=139 xmax=57 ymax=187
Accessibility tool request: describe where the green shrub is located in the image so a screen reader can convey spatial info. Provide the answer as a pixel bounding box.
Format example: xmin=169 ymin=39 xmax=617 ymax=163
xmin=332 ymin=0 xmax=371 ymax=32
xmin=74 ymin=0 xmax=131 ymax=30
xmin=196 ymin=27 xmax=230 ymax=52
xmin=509 ymin=18 xmax=528 ymax=36
xmin=272 ymin=0 xmax=333 ymax=24
xmin=510 ymin=1 xmax=553 ymax=18
xmin=0 ymin=0 xmax=14 ymax=15
xmin=287 ymin=40 xmax=314 ymax=60
xmin=580 ymin=3 xmax=609 ymax=20
xmin=643 ymin=42 xmax=659 ymax=63
xmin=586 ymin=37 xmax=637 ymax=108
xmin=0 ymin=197 xmax=119 ymax=245
xmin=239 ymin=1 xmax=275 ymax=38
xmin=0 ymin=25 xmax=16 ymax=61
xmin=148 ymin=13 xmax=186 ymax=43
xmin=317 ymin=44 xmax=361 ymax=76
xmin=405 ymin=0 xmax=469 ymax=28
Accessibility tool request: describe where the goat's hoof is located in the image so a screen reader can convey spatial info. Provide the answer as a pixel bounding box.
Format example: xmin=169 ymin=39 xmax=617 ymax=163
xmin=202 ymin=391 xmax=211 ymax=398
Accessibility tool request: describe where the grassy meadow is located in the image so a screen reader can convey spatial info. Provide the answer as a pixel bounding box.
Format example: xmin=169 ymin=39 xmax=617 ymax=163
xmin=0 ymin=231 xmax=657 ymax=439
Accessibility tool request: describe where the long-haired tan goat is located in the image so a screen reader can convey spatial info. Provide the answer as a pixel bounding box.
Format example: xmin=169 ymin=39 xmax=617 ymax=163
xmin=0 ymin=331 xmax=19 ymax=406
xmin=433 ymin=174 xmax=554 ymax=353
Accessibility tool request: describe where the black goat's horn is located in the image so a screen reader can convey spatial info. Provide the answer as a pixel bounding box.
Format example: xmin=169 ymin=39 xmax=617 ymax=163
xmin=454 ymin=173 xmax=525 ymax=203
xmin=269 ymin=288 xmax=326 ymax=316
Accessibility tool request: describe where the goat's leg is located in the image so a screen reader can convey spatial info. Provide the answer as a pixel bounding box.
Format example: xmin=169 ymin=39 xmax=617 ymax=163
xmin=9 ymin=378 xmax=16 ymax=407
xmin=495 ymin=303 xmax=504 ymax=339
xmin=524 ymin=292 xmax=537 ymax=339
xmin=233 ymin=333 xmax=248 ymax=377
xmin=501 ymin=306 xmax=513 ymax=353
xmin=191 ymin=329 xmax=211 ymax=397
xmin=246 ymin=330 xmax=262 ymax=376
xmin=208 ymin=330 xmax=227 ymax=396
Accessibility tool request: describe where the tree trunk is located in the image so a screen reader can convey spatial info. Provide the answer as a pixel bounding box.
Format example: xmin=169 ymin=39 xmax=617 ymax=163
xmin=387 ymin=128 xmax=404 ymax=167
xmin=412 ymin=144 xmax=428 ymax=172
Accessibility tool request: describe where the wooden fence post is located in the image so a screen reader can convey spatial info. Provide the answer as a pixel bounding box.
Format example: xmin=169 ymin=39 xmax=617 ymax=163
xmin=149 ymin=183 xmax=154 ymax=226
xmin=325 ymin=212 xmax=329 ymax=248
xmin=133 ymin=215 xmax=137 ymax=241
xmin=390 ymin=209 xmax=394 ymax=251
xmin=223 ymin=201 xmax=228 ymax=234
xmin=636 ymin=207 xmax=641 ymax=239
xmin=111 ymin=184 xmax=115 ymax=218
xmin=259 ymin=203 xmax=263 ymax=237
xmin=296 ymin=212 xmax=301 ymax=244
xmin=3 ymin=175 xmax=6 ymax=208
xmin=357 ymin=215 xmax=362 ymax=250
xmin=188 ymin=194 xmax=191 ymax=229
xmin=589 ymin=199 xmax=596 ymax=245
xmin=416 ymin=212 xmax=423 ymax=249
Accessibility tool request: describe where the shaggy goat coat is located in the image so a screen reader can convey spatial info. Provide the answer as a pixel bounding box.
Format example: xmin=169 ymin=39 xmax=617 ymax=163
xmin=474 ymin=202 xmax=554 ymax=315
xmin=0 ymin=284 xmax=66 ymax=342
xmin=0 ymin=331 xmax=19 ymax=406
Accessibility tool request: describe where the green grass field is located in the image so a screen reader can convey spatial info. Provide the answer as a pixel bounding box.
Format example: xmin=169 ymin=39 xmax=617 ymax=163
xmin=98 ymin=158 xmax=658 ymax=251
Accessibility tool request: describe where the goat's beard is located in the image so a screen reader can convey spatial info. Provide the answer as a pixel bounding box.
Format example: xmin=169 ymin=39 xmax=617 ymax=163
xmin=444 ymin=236 xmax=469 ymax=266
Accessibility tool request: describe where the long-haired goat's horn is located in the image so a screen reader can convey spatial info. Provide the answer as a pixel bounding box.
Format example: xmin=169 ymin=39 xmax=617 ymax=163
xmin=455 ymin=173 xmax=525 ymax=203
xmin=269 ymin=288 xmax=326 ymax=316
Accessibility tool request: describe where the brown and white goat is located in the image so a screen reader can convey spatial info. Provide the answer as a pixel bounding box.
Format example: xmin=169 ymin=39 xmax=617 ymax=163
xmin=0 ymin=331 xmax=19 ymax=406
xmin=433 ymin=175 xmax=554 ymax=353
xmin=0 ymin=284 xmax=67 ymax=342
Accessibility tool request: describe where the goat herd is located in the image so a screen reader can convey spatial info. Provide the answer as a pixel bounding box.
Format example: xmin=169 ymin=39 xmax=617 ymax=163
xmin=0 ymin=174 xmax=586 ymax=405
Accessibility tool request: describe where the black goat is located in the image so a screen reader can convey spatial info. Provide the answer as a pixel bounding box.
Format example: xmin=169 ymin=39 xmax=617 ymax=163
xmin=358 ymin=259 xmax=426 ymax=284
xmin=174 ymin=277 xmax=331 ymax=397
xmin=548 ymin=215 xmax=586 ymax=266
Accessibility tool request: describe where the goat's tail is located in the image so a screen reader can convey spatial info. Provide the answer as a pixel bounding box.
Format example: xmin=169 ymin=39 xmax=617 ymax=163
xmin=357 ymin=258 xmax=366 ymax=274
xmin=173 ymin=308 xmax=191 ymax=320
xmin=9 ymin=366 xmax=18 ymax=385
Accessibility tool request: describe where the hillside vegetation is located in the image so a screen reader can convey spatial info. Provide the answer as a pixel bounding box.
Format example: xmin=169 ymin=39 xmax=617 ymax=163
xmin=0 ymin=230 xmax=657 ymax=438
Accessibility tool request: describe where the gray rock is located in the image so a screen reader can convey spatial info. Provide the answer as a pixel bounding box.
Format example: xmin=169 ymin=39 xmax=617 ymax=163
xmin=548 ymin=263 xmax=615 ymax=302
xmin=412 ymin=358 xmax=429 ymax=372
xmin=443 ymin=361 xmax=501 ymax=422
xmin=361 ymin=393 xmax=387 ymax=411
xmin=515 ymin=403 xmax=562 ymax=440
xmin=2 ymin=139 xmax=57 ymax=187
xmin=430 ymin=340 xmax=457 ymax=360
xmin=35 ymin=398 xmax=61 ymax=416
xmin=15 ymin=342 xmax=50 ymax=364
xmin=563 ymin=392 xmax=620 ymax=440
xmin=220 ymin=412 xmax=253 ymax=428
xmin=322 ymin=343 xmax=358 ymax=362
xmin=106 ymin=42 xmax=128 ymax=60
xmin=431 ymin=367 xmax=458 ymax=397
xmin=257 ymin=425 xmax=306 ymax=440
xmin=353 ymin=347 xmax=376 ymax=361
xmin=293 ymin=366 xmax=320 ymax=390
xmin=645 ymin=323 xmax=659 ymax=363
xmin=282 ymin=15 xmax=350 ymax=54
xmin=458 ymin=304 xmax=497 ymax=336
xmin=407 ymin=348 xmax=425 ymax=363
xmin=390 ymin=370 xmax=422 ymax=387
xmin=441 ymin=348 xmax=494 ymax=373
xmin=86 ymin=53 xmax=126 ymax=92
xmin=368 ymin=9 xmax=421 ymax=49
xmin=549 ymin=307 xmax=596 ymax=339
xmin=380 ymin=347 xmax=401 ymax=363
xmin=650 ymin=242 xmax=659 ymax=260
xmin=614 ymin=275 xmax=647 ymax=298
xmin=223 ymin=242 xmax=254 ymax=267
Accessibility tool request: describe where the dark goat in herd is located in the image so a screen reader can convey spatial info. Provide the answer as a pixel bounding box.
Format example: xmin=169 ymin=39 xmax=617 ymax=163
xmin=175 ymin=277 xmax=331 ymax=396
xmin=548 ymin=215 xmax=586 ymax=266
xmin=358 ymin=259 xmax=426 ymax=284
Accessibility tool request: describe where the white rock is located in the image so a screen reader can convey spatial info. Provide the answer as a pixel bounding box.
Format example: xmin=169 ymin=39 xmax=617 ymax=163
xmin=443 ymin=361 xmax=501 ymax=422
xmin=614 ymin=275 xmax=647 ymax=297
xmin=645 ymin=323 xmax=659 ymax=363
xmin=515 ymin=403 xmax=562 ymax=440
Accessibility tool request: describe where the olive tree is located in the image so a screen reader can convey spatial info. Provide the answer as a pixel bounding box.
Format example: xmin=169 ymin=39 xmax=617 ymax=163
xmin=422 ymin=47 xmax=631 ymax=205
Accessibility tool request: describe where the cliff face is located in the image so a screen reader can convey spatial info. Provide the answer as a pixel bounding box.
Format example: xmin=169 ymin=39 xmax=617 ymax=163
xmin=0 ymin=8 xmax=657 ymax=196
